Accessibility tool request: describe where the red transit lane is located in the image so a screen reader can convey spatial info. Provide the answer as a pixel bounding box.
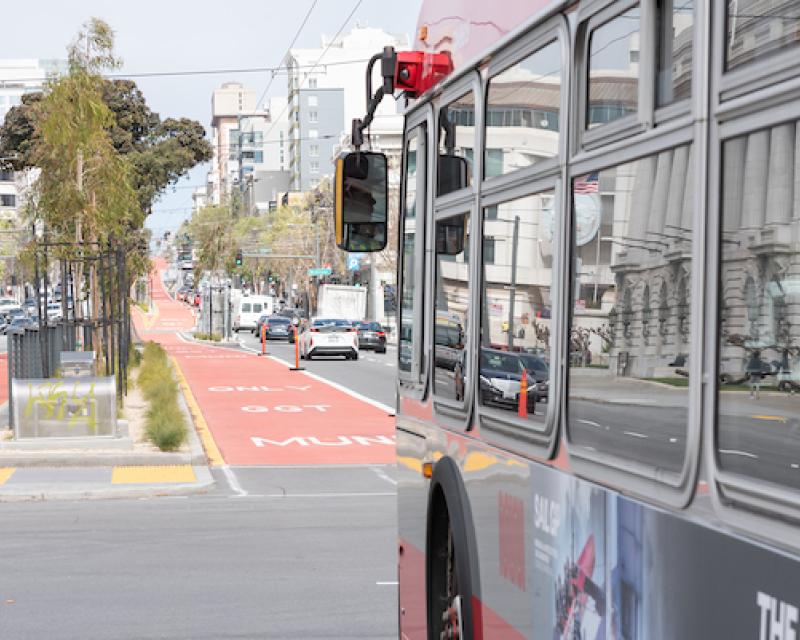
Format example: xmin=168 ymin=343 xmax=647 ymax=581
xmin=133 ymin=261 xmax=394 ymax=466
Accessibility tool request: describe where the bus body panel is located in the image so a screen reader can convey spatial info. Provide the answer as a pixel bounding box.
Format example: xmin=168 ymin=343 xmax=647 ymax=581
xmin=400 ymin=396 xmax=800 ymax=638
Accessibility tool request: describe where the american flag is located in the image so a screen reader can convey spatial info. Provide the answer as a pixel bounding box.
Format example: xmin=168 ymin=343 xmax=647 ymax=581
xmin=573 ymin=172 xmax=599 ymax=194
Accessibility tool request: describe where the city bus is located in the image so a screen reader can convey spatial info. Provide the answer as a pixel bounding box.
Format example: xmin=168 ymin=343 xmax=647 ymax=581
xmin=335 ymin=1 xmax=800 ymax=637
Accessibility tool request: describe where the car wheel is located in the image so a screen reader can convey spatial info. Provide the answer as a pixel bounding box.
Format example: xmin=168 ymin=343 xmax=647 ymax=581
xmin=377 ymin=348 xmax=386 ymax=354
xmin=352 ymin=351 xmax=359 ymax=361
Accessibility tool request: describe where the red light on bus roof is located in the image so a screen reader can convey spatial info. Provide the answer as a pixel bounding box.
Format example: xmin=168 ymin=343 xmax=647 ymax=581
xmin=395 ymin=51 xmax=453 ymax=98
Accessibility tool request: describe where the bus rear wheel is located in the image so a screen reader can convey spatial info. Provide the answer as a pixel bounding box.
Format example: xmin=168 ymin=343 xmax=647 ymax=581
xmin=428 ymin=494 xmax=472 ymax=639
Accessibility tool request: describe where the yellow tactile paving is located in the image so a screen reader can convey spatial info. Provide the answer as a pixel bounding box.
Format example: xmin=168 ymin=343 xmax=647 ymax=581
xmin=0 ymin=468 xmax=16 ymax=485
xmin=171 ymin=356 xmax=225 ymax=467
xmin=112 ymin=465 xmax=196 ymax=484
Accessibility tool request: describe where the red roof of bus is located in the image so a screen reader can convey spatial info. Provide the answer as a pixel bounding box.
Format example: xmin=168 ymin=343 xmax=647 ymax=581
xmin=414 ymin=0 xmax=559 ymax=71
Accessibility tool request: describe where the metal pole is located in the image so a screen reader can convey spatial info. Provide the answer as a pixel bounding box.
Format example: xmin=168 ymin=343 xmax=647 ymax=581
xmin=507 ymin=215 xmax=520 ymax=351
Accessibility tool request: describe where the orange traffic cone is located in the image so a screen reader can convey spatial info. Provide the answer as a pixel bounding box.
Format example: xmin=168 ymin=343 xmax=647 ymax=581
xmin=518 ymin=367 xmax=528 ymax=418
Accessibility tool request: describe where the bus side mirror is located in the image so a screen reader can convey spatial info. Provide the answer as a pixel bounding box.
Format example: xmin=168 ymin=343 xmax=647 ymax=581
xmin=437 ymin=154 xmax=469 ymax=196
xmin=335 ymin=151 xmax=388 ymax=253
xmin=436 ymin=214 xmax=467 ymax=255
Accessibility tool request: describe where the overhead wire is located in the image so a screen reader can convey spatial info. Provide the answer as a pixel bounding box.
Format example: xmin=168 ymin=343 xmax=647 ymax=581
xmin=254 ymin=0 xmax=319 ymax=111
xmin=263 ymin=0 xmax=364 ymax=142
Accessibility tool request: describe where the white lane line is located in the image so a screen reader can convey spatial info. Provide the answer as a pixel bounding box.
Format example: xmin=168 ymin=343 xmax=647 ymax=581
xmin=376 ymin=581 xmax=398 ymax=586
xmin=719 ymin=448 xmax=759 ymax=459
xmin=791 ymin=463 xmax=800 ymax=469
xmin=371 ymin=465 xmax=398 ymax=486
xmin=623 ymin=431 xmax=648 ymax=439
xmin=220 ymin=465 xmax=248 ymax=497
xmin=232 ymin=463 xmax=395 ymax=470
xmin=253 ymin=492 xmax=396 ymax=498
xmin=233 ymin=336 xmax=397 ymax=413
xmin=669 ymin=437 xmax=678 ymax=443
xmin=265 ymin=353 xmax=395 ymax=414
xmin=577 ymin=419 xmax=602 ymax=428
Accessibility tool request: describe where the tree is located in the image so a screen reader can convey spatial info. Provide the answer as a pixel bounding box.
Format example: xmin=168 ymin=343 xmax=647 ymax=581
xmin=188 ymin=205 xmax=237 ymax=277
xmin=0 ymin=51 xmax=211 ymax=216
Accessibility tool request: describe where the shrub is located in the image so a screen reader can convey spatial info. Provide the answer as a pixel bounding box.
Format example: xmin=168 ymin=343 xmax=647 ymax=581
xmin=145 ymin=402 xmax=187 ymax=452
xmin=137 ymin=341 xmax=187 ymax=451
xmin=193 ymin=332 xmax=222 ymax=342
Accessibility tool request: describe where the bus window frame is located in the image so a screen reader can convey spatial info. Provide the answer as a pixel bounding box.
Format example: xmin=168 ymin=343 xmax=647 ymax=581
xmin=564 ymin=129 xmax=701 ymax=510
xmin=473 ymin=17 xmax=570 ymax=459
xmin=476 ymin=180 xmax=563 ymax=455
xmin=398 ymin=107 xmax=434 ymax=399
xmin=705 ymin=96 xmax=800 ymax=547
xmin=576 ymin=0 xmax=651 ymax=151
xmin=431 ymin=72 xmax=482 ymax=428
xmin=651 ymin=0 xmax=696 ymax=125
xmin=718 ymin=0 xmax=800 ymax=101
xmin=482 ymin=14 xmax=567 ymax=187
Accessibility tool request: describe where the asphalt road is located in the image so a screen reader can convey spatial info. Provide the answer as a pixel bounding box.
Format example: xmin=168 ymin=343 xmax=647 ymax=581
xmin=236 ymin=330 xmax=398 ymax=411
xmin=0 ymin=467 xmax=397 ymax=639
xmin=0 ymin=275 xmax=400 ymax=639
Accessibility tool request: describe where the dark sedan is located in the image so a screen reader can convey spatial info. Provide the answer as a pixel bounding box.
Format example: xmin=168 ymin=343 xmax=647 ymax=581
xmin=263 ymin=316 xmax=292 ymax=340
xmin=355 ymin=321 xmax=387 ymax=353
xmin=517 ymin=352 xmax=550 ymax=401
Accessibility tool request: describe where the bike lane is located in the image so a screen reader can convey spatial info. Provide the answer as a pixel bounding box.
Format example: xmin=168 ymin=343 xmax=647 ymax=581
xmin=134 ymin=262 xmax=395 ymax=467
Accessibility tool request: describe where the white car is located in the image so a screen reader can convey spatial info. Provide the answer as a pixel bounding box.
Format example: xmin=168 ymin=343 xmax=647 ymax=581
xmin=298 ymin=318 xmax=359 ymax=360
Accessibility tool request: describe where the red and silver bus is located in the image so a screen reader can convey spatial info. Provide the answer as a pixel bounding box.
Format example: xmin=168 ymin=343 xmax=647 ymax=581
xmin=335 ymin=1 xmax=800 ymax=637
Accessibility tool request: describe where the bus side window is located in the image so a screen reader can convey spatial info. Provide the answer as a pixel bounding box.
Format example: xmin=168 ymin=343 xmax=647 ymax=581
xmin=717 ymin=120 xmax=800 ymax=491
xmin=567 ymin=145 xmax=694 ymax=475
xmin=478 ymin=191 xmax=555 ymax=431
xmin=399 ymin=128 xmax=426 ymax=379
xmin=438 ymin=91 xmax=475 ymax=196
xmin=433 ymin=212 xmax=471 ymax=402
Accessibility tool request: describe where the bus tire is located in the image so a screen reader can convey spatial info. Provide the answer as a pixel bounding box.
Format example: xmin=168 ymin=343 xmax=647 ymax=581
xmin=426 ymin=457 xmax=480 ymax=640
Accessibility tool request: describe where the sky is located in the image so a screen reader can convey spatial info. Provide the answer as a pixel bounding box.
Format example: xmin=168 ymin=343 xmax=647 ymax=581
xmin=0 ymin=0 xmax=422 ymax=236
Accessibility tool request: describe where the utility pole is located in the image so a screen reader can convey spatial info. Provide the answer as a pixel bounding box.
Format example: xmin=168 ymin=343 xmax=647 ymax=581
xmin=507 ymin=215 xmax=520 ymax=351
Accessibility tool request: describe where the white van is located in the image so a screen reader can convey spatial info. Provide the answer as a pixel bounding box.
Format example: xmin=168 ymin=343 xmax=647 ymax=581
xmin=233 ymin=296 xmax=274 ymax=333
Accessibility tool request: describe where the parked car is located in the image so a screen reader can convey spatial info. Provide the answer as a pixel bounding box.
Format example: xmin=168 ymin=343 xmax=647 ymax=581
xmin=46 ymin=302 xmax=62 ymax=321
xmin=298 ymin=318 xmax=359 ymax=360
xmin=1 ymin=306 xmax=25 ymax=326
xmin=517 ymin=352 xmax=550 ymax=402
xmin=354 ymin=320 xmax=387 ymax=352
xmin=478 ymin=348 xmax=536 ymax=414
xmin=176 ymin=286 xmax=191 ymax=302
xmin=5 ymin=316 xmax=36 ymax=335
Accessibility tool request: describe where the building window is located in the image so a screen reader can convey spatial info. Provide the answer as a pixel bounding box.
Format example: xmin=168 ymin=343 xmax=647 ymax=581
xmin=310 ymin=178 xmax=320 ymax=187
xmin=0 ymin=170 xmax=14 ymax=182
xmin=310 ymin=160 xmax=319 ymax=174
xmin=308 ymin=77 xmax=318 ymax=89
xmin=309 ymin=144 xmax=319 ymax=157
xmin=254 ymin=151 xmax=263 ymax=163
xmin=309 ymin=110 xmax=318 ymax=123
xmin=254 ymin=132 xmax=263 ymax=144
xmin=308 ymin=96 xmax=318 ymax=107
xmin=309 ymin=129 xmax=318 ymax=139
xmin=0 ymin=194 xmax=16 ymax=207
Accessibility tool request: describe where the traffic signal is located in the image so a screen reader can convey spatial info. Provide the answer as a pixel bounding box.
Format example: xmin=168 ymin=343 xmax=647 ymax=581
xmin=235 ymin=250 xmax=243 ymax=266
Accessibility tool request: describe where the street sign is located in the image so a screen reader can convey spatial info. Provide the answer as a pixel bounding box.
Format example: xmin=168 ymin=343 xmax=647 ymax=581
xmin=308 ymin=267 xmax=332 ymax=277
xmin=347 ymin=254 xmax=363 ymax=271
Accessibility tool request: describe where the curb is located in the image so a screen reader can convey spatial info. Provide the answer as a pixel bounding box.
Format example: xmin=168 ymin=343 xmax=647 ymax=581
xmin=0 ymin=466 xmax=215 ymax=503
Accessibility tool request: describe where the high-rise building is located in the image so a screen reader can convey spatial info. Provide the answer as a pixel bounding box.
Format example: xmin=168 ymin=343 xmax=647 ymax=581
xmin=208 ymin=82 xmax=258 ymax=205
xmin=284 ymin=25 xmax=409 ymax=191
xmin=205 ymin=83 xmax=292 ymax=212
xmin=0 ymin=59 xmax=66 ymax=222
